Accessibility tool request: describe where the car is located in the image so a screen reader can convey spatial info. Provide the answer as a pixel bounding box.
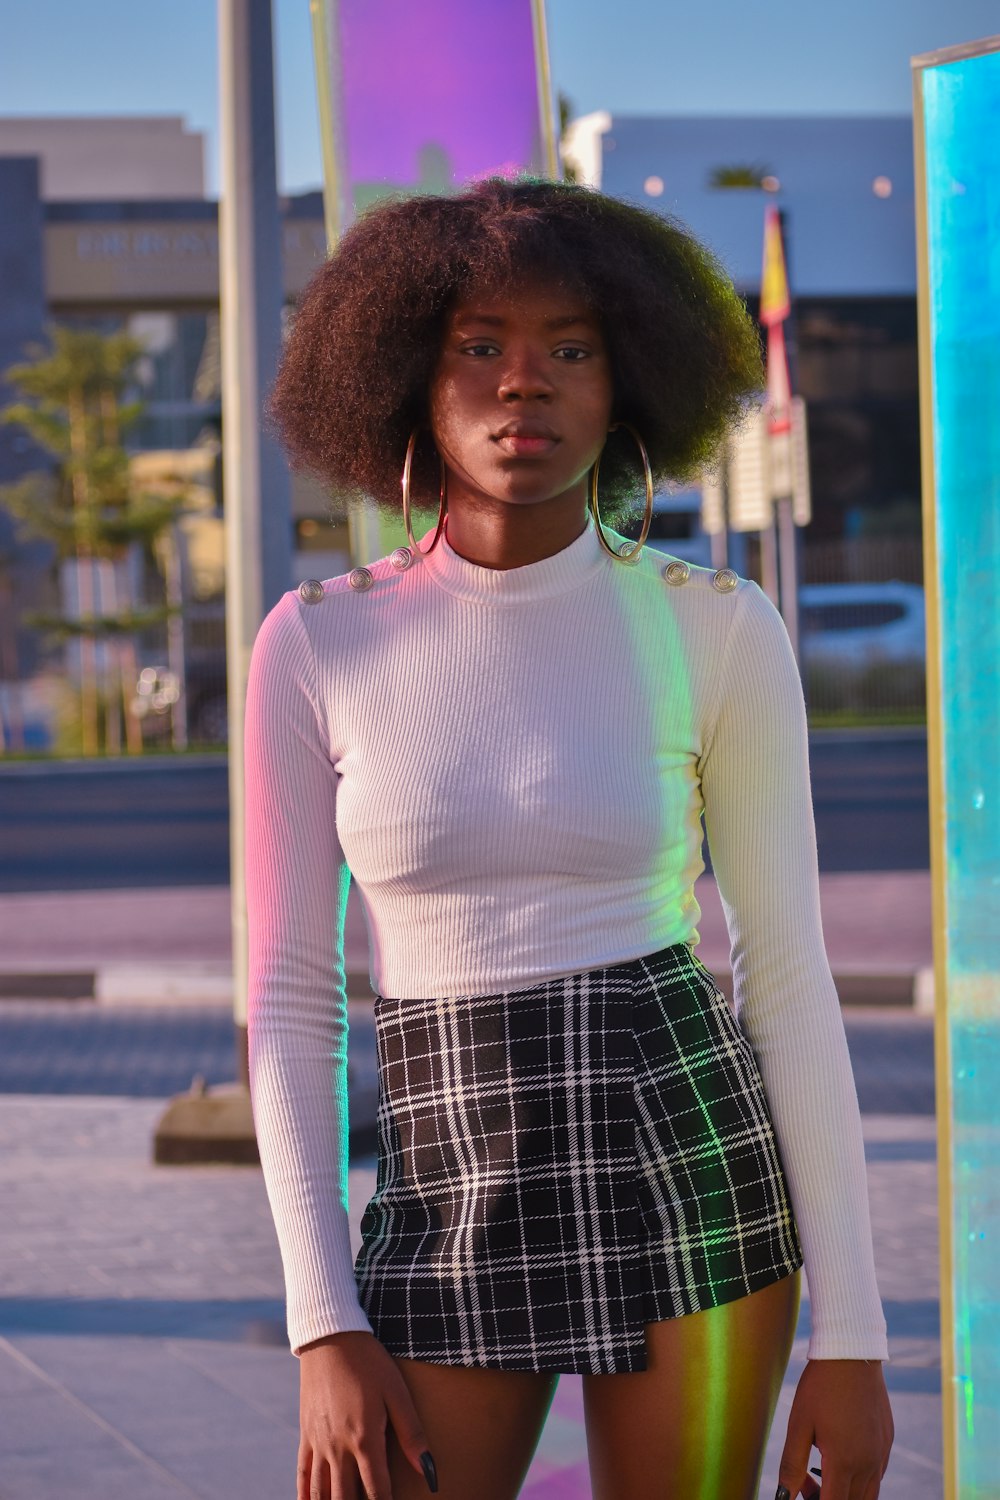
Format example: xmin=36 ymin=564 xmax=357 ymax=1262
xmin=133 ymin=650 xmax=228 ymax=745
xmin=797 ymin=581 xmax=925 ymax=669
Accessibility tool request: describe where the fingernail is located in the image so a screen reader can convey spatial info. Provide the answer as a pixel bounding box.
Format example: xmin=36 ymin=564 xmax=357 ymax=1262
xmin=421 ymin=1450 xmax=439 ymax=1493
xmin=774 ymin=1489 xmax=791 ymax=1500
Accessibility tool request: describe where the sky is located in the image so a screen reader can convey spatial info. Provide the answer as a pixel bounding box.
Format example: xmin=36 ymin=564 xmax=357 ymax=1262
xmin=0 ymin=0 xmax=996 ymax=195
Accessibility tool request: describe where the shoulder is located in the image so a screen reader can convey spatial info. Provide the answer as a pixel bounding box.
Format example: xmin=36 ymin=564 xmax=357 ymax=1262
xmin=255 ymin=545 xmax=420 ymax=640
xmin=291 ymin=544 xmax=419 ymax=612
xmin=630 ymin=546 xmax=756 ymax=607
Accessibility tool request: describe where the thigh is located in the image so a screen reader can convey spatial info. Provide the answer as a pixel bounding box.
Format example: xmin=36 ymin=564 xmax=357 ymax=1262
xmin=385 ymin=1358 xmax=559 ymax=1500
xmin=583 ymin=1268 xmax=801 ymax=1500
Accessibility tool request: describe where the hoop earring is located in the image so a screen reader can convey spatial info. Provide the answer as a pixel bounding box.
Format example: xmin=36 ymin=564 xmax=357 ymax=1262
xmin=590 ymin=421 xmax=653 ymax=564
xmin=401 ymin=427 xmax=447 ymax=557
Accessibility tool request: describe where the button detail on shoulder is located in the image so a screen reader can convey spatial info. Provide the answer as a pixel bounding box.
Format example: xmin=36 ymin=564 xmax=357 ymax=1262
xmin=712 ymin=567 xmax=739 ymax=593
xmin=662 ymin=560 xmax=690 ymax=587
xmin=390 ymin=547 xmax=413 ymax=571
xmin=297 ymin=578 xmax=325 ymax=605
xmin=348 ymin=566 xmax=374 ymax=592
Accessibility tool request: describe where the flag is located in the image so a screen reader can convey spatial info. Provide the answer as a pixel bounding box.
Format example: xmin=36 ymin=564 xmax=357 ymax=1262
xmin=760 ymin=202 xmax=790 ymax=326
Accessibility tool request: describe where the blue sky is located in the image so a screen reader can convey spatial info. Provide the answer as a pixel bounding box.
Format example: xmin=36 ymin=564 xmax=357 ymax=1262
xmin=1 ymin=0 xmax=995 ymax=194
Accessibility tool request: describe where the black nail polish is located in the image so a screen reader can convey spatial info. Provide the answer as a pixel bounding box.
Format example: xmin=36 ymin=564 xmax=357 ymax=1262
xmin=774 ymin=1488 xmax=791 ymax=1500
xmin=420 ymin=1450 xmax=439 ymax=1493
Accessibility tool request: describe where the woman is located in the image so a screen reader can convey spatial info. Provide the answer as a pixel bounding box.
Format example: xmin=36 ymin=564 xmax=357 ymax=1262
xmin=245 ymin=177 xmax=894 ymax=1500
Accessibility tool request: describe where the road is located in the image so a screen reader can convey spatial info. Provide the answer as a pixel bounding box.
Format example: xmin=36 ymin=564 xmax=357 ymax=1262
xmin=0 ymin=728 xmax=929 ymax=890
xmin=0 ymin=1000 xmax=935 ymax=1116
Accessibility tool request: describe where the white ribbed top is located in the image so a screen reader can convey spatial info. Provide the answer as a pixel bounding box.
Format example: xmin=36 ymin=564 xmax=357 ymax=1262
xmin=244 ymin=513 xmax=888 ymax=1362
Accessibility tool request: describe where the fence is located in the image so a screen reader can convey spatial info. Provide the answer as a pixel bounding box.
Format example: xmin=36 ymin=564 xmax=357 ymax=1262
xmin=0 ymin=532 xmax=926 ymax=756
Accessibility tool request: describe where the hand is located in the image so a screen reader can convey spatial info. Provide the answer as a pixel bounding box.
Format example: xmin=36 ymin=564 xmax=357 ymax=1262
xmin=777 ymin=1359 xmax=894 ymax=1500
xmin=297 ymin=1330 xmax=437 ymax=1499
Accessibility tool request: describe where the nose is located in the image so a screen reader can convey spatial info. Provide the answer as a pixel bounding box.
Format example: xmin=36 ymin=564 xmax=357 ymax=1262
xmin=496 ymin=343 xmax=555 ymax=401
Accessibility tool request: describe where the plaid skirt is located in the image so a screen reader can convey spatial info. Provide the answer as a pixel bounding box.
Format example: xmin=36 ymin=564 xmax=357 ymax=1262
xmin=354 ymin=941 xmax=803 ymax=1373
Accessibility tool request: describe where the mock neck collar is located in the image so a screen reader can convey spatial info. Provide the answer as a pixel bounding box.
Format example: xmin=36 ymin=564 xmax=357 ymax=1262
xmin=417 ymin=511 xmax=612 ymax=605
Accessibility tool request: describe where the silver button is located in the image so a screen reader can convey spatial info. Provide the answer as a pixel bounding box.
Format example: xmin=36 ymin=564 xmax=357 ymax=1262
xmin=348 ymin=566 xmax=374 ymax=592
xmin=297 ymin=578 xmax=325 ymax=605
xmin=712 ymin=567 xmax=739 ymax=593
xmin=390 ymin=547 xmax=413 ymax=571
xmin=617 ymin=540 xmax=636 ymax=557
xmin=662 ymin=560 xmax=690 ymax=586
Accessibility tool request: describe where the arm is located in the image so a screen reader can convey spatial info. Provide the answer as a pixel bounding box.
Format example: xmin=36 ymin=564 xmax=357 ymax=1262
xmin=243 ymin=592 xmax=374 ymax=1356
xmin=697 ymin=580 xmax=888 ymax=1362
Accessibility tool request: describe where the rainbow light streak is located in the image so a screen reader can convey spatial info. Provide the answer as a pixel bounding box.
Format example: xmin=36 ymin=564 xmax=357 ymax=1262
xmin=919 ymin=42 xmax=1000 ymax=1496
xmin=336 ymin=0 xmax=544 ymax=213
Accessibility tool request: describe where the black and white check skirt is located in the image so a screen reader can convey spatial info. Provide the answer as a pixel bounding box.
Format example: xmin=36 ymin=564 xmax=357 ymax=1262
xmin=354 ymin=942 xmax=803 ymax=1373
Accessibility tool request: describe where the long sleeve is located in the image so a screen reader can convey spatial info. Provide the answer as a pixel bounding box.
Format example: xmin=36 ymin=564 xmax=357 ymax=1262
xmin=697 ymin=580 xmax=889 ymax=1361
xmin=243 ymin=591 xmax=374 ymax=1356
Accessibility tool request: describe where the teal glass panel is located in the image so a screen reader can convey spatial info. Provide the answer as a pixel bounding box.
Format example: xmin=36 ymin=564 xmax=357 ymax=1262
xmin=922 ymin=45 xmax=1000 ymax=1493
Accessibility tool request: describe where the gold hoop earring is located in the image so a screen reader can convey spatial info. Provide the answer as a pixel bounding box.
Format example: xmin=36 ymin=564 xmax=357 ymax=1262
xmin=590 ymin=421 xmax=653 ymax=564
xmin=401 ymin=427 xmax=447 ymax=557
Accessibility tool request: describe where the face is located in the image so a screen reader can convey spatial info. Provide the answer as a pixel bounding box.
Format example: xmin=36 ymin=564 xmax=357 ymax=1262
xmin=428 ymin=278 xmax=615 ymax=512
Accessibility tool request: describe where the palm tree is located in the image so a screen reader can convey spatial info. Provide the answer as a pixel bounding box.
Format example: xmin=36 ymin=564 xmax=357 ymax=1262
xmin=0 ymin=326 xmax=193 ymax=754
xmin=708 ymin=163 xmax=774 ymax=189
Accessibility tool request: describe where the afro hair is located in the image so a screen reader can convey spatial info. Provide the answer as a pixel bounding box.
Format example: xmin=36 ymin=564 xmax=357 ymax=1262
xmin=267 ymin=176 xmax=765 ymax=524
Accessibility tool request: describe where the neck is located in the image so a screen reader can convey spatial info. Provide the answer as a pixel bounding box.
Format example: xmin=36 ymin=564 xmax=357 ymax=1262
xmin=442 ymin=489 xmax=590 ymax=571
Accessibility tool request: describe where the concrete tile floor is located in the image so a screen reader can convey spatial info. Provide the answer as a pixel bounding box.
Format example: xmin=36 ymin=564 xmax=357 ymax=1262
xmin=0 ymin=1097 xmax=941 ymax=1499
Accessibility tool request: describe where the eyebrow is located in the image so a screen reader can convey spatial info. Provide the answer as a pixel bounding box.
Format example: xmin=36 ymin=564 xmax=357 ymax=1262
xmin=452 ymin=312 xmax=596 ymax=330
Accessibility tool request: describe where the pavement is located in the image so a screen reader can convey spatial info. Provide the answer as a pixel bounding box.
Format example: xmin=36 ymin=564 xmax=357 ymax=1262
xmin=0 ymin=872 xmax=943 ymax=1498
xmin=0 ymin=870 xmax=935 ymax=1009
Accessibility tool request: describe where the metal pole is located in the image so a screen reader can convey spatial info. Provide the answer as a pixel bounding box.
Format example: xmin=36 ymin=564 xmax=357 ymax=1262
xmin=218 ymin=0 xmax=293 ymax=1079
xmin=308 ymin=0 xmax=381 ymax=568
xmin=530 ymin=0 xmax=560 ymax=179
xmin=775 ymin=494 xmax=800 ymax=666
xmin=164 ymin=522 xmax=189 ymax=751
xmin=758 ymin=516 xmax=780 ymax=605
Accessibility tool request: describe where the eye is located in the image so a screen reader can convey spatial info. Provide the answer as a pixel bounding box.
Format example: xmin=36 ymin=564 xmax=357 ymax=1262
xmin=555 ymin=346 xmax=590 ymax=361
xmin=460 ymin=342 xmax=499 ymax=356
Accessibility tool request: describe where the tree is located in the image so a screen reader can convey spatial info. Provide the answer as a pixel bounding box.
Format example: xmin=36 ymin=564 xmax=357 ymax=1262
xmin=0 ymin=326 xmax=195 ymax=755
xmin=708 ymin=162 xmax=774 ymax=189
xmin=557 ymin=91 xmax=580 ymax=183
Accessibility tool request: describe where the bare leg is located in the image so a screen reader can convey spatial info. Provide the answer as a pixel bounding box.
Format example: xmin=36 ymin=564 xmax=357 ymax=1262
xmin=386 ymin=1360 xmax=559 ymax=1500
xmin=583 ymin=1269 xmax=802 ymax=1500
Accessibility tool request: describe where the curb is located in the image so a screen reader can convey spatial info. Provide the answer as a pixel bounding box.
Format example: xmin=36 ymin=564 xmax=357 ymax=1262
xmin=0 ymin=962 xmax=936 ymax=1011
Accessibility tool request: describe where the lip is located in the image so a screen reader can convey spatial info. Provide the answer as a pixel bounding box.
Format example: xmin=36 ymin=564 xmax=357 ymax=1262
xmin=492 ymin=421 xmax=560 ymax=458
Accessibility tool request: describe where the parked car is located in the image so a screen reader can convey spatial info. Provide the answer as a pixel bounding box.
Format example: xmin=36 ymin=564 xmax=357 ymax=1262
xmin=133 ymin=649 xmax=228 ymax=745
xmin=798 ymin=581 xmax=925 ymax=669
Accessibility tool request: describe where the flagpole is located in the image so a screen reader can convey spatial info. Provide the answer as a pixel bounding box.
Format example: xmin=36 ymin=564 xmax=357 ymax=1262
xmin=759 ymin=203 xmax=800 ymax=654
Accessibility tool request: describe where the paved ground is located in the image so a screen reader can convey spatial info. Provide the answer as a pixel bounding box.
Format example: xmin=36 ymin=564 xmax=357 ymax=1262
xmin=0 ymin=1090 xmax=940 ymax=1499
xmin=0 ymin=870 xmax=935 ymax=1007
xmin=0 ymin=874 xmax=942 ymax=1495
xmin=0 ymin=999 xmax=936 ymax=1116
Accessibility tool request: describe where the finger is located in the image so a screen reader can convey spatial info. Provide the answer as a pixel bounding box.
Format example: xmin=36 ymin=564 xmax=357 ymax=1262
xmin=815 ymin=1458 xmax=853 ymax=1500
xmin=330 ymin=1452 xmax=360 ymax=1500
xmin=297 ymin=1443 xmax=313 ymax=1500
xmin=384 ymin=1374 xmax=436 ymax=1489
xmin=777 ymin=1425 xmax=813 ymax=1498
xmin=355 ymin=1444 xmax=393 ymax=1500
xmin=309 ymin=1452 xmax=331 ymax=1500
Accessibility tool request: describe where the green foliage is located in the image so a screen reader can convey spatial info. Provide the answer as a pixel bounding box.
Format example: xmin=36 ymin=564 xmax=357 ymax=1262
xmin=805 ymin=659 xmax=926 ymax=717
xmin=23 ymin=605 xmax=178 ymax=642
xmin=0 ymin=324 xmax=195 ymax=563
xmin=0 ymin=323 xmax=203 ymax=756
xmin=708 ymin=163 xmax=773 ymax=189
xmin=557 ymin=90 xmax=580 ymax=184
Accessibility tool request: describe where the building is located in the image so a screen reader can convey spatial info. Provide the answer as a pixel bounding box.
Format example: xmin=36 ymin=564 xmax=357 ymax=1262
xmin=0 ymin=113 xmax=923 ymax=742
xmin=563 ymin=113 xmax=921 ymax=560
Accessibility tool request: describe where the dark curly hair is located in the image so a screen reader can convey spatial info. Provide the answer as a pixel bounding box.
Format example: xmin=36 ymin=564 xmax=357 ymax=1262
xmin=268 ymin=176 xmax=764 ymax=524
